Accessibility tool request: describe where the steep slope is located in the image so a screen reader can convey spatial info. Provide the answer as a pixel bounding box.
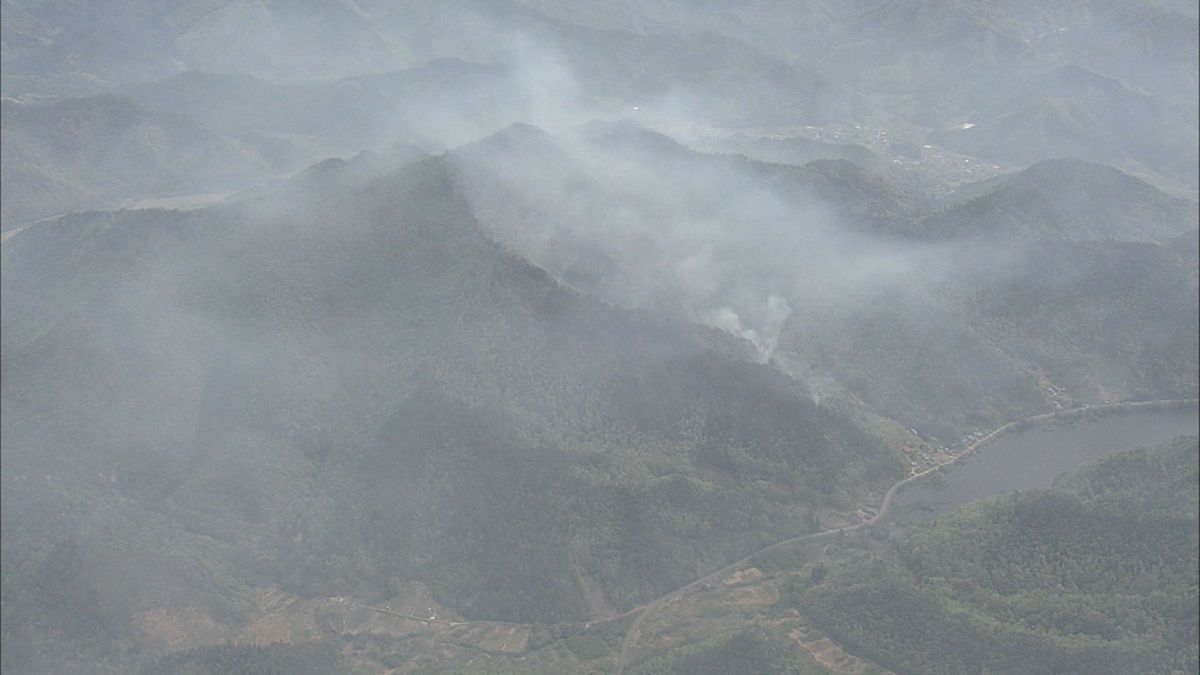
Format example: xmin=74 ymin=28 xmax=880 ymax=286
xmin=927 ymin=88 xmax=1198 ymax=193
xmin=940 ymin=239 xmax=1200 ymax=403
xmin=446 ymin=123 xmax=1196 ymax=437
xmin=773 ymin=232 xmax=1197 ymax=438
xmin=0 ymin=153 xmax=904 ymax=673
xmin=798 ymin=436 xmax=1200 ymax=675
xmin=922 ymin=158 xmax=1199 ymax=242
xmin=450 ymin=121 xmax=924 ymax=310
xmin=775 ymin=287 xmax=1050 ymax=439
xmin=1 ymin=58 xmax=540 ymax=230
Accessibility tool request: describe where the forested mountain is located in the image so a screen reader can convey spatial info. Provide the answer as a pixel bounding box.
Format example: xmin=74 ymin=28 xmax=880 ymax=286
xmin=1 ymin=0 xmax=856 ymax=127
xmin=444 ymin=121 xmax=1197 ymax=436
xmin=797 ymin=436 xmax=1200 ymax=675
xmin=1 ymin=59 xmax=539 ymax=229
xmin=924 ymin=158 xmax=1200 ymax=242
xmin=927 ymin=88 xmax=1198 ymax=193
xmin=0 ymin=153 xmax=904 ymax=673
xmin=2 ymin=1 xmax=1195 ymax=673
xmin=139 ymin=643 xmax=348 ymax=675
xmin=629 ymin=626 xmax=834 ymax=675
xmin=120 ymin=59 xmax=534 ymax=153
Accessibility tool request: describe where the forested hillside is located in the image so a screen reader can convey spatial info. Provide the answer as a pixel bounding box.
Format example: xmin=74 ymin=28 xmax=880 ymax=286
xmin=451 ymin=122 xmax=1198 ymax=437
xmin=629 ymin=626 xmax=833 ymax=675
xmin=797 ymin=436 xmax=1200 ymax=675
xmin=0 ymin=153 xmax=904 ymax=673
xmin=2 ymin=1 xmax=1196 ymax=673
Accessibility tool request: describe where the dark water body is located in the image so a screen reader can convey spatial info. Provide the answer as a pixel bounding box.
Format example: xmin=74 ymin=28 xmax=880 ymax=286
xmin=893 ymin=407 xmax=1200 ymax=523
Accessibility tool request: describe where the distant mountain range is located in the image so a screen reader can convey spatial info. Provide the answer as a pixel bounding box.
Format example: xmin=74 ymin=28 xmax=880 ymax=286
xmin=1 ymin=2 xmax=1195 ymax=673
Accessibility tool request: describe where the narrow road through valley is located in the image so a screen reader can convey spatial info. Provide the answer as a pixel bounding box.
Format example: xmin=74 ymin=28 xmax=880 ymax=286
xmin=612 ymin=399 xmax=1197 ymax=674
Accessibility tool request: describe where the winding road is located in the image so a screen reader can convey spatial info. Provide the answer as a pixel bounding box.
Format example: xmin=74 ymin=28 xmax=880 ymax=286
xmin=612 ymin=398 xmax=1197 ymax=674
xmin=336 ymin=399 xmax=1196 ymax=672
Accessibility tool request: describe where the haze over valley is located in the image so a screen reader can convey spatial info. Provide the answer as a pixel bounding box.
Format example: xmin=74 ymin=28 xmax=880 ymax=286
xmin=2 ymin=2 xmax=1197 ymax=673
